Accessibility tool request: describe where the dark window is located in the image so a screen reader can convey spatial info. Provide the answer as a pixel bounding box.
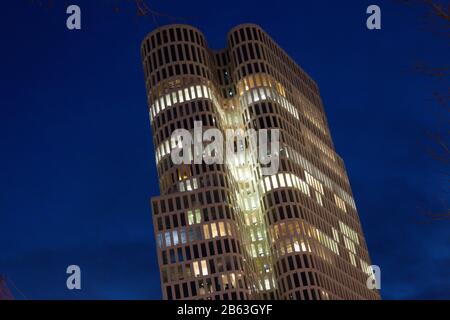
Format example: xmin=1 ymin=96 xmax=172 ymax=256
xmin=166 ymin=286 xmax=173 ymax=300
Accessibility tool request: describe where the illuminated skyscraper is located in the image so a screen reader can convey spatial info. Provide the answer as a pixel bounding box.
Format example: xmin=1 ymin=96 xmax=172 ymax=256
xmin=141 ymin=24 xmax=379 ymax=300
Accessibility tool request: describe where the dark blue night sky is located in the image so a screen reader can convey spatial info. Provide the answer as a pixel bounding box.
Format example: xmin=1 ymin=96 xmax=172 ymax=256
xmin=1 ymin=0 xmax=448 ymax=299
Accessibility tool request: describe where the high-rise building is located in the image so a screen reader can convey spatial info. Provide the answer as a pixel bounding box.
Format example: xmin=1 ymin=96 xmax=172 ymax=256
xmin=141 ymin=23 xmax=379 ymax=300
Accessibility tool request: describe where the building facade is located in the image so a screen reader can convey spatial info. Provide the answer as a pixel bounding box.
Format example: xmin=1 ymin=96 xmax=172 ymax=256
xmin=141 ymin=24 xmax=379 ymax=300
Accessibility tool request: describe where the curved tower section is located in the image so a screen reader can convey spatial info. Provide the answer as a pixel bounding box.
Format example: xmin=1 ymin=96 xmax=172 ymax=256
xmin=142 ymin=24 xmax=259 ymax=300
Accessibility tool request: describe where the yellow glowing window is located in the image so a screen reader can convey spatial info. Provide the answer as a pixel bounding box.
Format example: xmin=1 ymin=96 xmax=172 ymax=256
xmin=280 ymin=223 xmax=286 ymax=235
xmin=186 ymin=180 xmax=192 ymax=191
xmin=349 ymin=253 xmax=357 ymax=267
xmin=187 ymin=210 xmax=195 ymax=225
xmin=295 ymin=223 xmax=301 ymax=235
xmin=258 ymin=244 xmax=264 ymax=256
xmin=315 ymin=191 xmax=323 ymax=206
xmin=286 ymin=242 xmax=293 ymax=253
xmin=248 ymin=77 xmax=254 ymax=89
xmin=221 ymin=274 xmax=229 ymax=287
xmin=218 ymin=222 xmax=226 ymax=237
xmin=301 ymin=241 xmax=307 ymax=252
xmin=230 ymin=273 xmax=236 ymax=288
xmin=254 ymin=75 xmax=261 ymax=87
xmin=265 ymin=278 xmax=271 ymax=290
xmin=211 ymin=223 xmax=218 ymax=238
xmin=201 ymin=260 xmax=208 ymax=276
xmin=193 ymin=261 xmax=201 ymax=277
xmin=332 ymin=228 xmax=339 ymax=243
xmin=294 ymin=240 xmax=300 ymax=252
xmin=257 ymin=229 xmax=263 ymax=241
xmin=275 ymin=225 xmax=280 ymax=239
xmin=203 ymin=225 xmax=210 ymax=240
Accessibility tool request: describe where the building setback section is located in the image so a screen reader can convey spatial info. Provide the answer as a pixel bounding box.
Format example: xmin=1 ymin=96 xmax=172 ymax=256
xmin=141 ymin=23 xmax=380 ymax=300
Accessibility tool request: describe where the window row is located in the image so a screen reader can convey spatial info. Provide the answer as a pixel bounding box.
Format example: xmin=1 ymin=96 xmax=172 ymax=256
xmin=160 ymin=239 xmax=243 ymax=266
xmin=261 ymin=172 xmax=311 ymax=197
xmin=241 ymin=85 xmax=299 ymax=120
xmin=150 ymin=84 xmax=215 ymax=121
xmin=283 ymin=145 xmax=355 ymax=209
xmin=146 ymin=43 xmax=207 ymax=74
xmin=144 ymin=27 xmax=205 ymax=52
xmin=164 ymin=272 xmax=248 ymax=300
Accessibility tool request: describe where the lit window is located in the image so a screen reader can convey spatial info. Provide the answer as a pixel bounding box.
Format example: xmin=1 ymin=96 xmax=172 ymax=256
xmin=219 ymin=222 xmax=226 ymax=236
xmin=265 ymin=278 xmax=271 ymax=290
xmin=349 ymin=253 xmax=357 ymax=267
xmin=286 ymin=174 xmax=292 ymax=187
xmin=195 ymin=209 xmax=201 ymax=223
xmin=180 ymin=228 xmax=187 ymax=244
xmin=301 ymin=241 xmax=307 ymax=252
xmin=264 ymin=176 xmax=271 ymax=192
xmin=211 ymin=223 xmax=218 ymax=238
xmin=230 ymin=273 xmax=236 ymax=288
xmin=172 ymin=230 xmax=179 ymax=246
xmin=201 ymin=260 xmax=208 ymax=276
xmin=165 ymin=231 xmax=171 ymax=247
xmin=279 ymin=174 xmax=286 ymax=187
xmin=172 ymin=91 xmax=177 ymax=104
xmin=334 ymin=195 xmax=347 ymax=213
xmin=178 ymin=90 xmax=184 ymax=103
xmin=157 ymin=233 xmax=163 ymax=248
xmin=196 ymin=85 xmax=202 ymax=98
xmin=332 ymin=228 xmax=339 ymax=243
xmin=202 ymin=85 xmax=208 ymax=98
xmin=193 ymin=261 xmax=201 ymax=277
xmin=271 ymin=175 xmax=278 ymax=189
xmin=203 ymin=224 xmax=210 ymax=239
xmin=192 ymin=178 xmax=198 ymax=189
xmin=188 ymin=210 xmax=195 ymax=225
xmin=294 ymin=240 xmax=300 ymax=252
xmin=315 ymin=191 xmax=323 ymax=206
